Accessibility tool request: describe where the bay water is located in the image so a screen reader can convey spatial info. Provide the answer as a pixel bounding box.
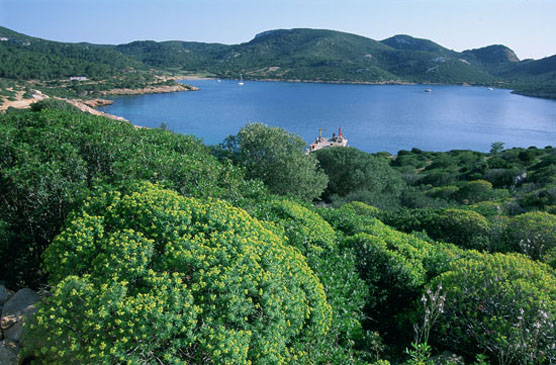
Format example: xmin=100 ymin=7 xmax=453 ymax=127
xmin=100 ymin=79 xmax=556 ymax=153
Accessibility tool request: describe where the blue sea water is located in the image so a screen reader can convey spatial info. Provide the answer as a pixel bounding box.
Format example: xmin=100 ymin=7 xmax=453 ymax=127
xmin=100 ymin=79 xmax=556 ymax=153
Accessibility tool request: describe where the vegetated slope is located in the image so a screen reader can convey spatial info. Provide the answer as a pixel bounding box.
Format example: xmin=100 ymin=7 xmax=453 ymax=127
xmin=2 ymin=26 xmax=556 ymax=96
xmin=381 ymin=34 xmax=457 ymax=57
xmin=503 ymin=54 xmax=556 ymax=76
xmin=217 ymin=28 xmax=399 ymax=81
xmin=0 ymin=26 xmax=142 ymax=79
xmin=501 ymin=55 xmax=556 ymax=98
xmin=461 ymin=44 xmax=520 ymax=74
xmin=378 ymin=34 xmax=495 ymax=83
xmin=116 ymin=40 xmax=230 ymax=70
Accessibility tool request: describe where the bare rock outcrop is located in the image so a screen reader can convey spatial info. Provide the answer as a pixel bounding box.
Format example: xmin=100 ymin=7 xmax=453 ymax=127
xmin=0 ymin=340 xmax=18 ymax=365
xmin=1 ymin=288 xmax=40 ymax=343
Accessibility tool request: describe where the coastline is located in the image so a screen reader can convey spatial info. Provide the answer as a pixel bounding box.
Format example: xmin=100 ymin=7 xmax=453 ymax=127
xmin=182 ymin=75 xmax=499 ymax=89
xmin=198 ymin=76 xmax=556 ymax=99
xmin=0 ymin=81 xmax=199 ymax=124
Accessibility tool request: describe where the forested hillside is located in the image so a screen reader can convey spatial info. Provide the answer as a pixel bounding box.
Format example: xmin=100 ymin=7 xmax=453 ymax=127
xmin=1 ymin=26 xmax=555 ymax=98
xmin=1 ymin=103 xmax=554 ymax=364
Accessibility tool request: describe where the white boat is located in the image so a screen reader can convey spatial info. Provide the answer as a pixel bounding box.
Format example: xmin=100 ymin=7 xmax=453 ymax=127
xmin=424 ymin=88 xmax=432 ymax=93
xmin=238 ymin=74 xmax=244 ymax=86
xmin=488 ymin=87 xmax=493 ymax=91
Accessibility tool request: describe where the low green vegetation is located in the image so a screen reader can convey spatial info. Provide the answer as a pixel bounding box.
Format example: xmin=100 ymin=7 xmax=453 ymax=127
xmin=27 ymin=182 xmax=331 ymax=364
xmin=0 ymin=106 xmax=252 ymax=287
xmin=1 ymin=105 xmax=554 ymax=363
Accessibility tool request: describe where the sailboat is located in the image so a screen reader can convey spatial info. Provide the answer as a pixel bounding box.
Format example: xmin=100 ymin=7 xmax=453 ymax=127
xmin=238 ymin=74 xmax=244 ymax=86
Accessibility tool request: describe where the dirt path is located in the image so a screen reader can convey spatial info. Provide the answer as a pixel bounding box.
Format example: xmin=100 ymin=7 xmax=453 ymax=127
xmin=0 ymin=90 xmax=46 ymax=111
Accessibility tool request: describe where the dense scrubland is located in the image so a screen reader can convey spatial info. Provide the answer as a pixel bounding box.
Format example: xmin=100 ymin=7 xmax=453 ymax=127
xmin=1 ymin=102 xmax=554 ymax=364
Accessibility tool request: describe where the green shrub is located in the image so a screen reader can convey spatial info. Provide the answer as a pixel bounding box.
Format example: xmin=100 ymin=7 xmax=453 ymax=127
xmin=216 ymin=122 xmax=328 ymax=201
xmin=425 ymin=185 xmax=459 ymax=200
xmin=0 ymin=109 xmax=248 ymax=288
xmin=518 ymin=184 xmax=556 ymax=211
xmin=503 ymin=211 xmax=556 ymax=262
xmin=427 ymin=209 xmax=491 ymax=251
xmin=29 ymin=98 xmax=79 ymax=112
xmin=342 ymin=201 xmax=380 ymax=218
xmin=252 ymin=199 xmax=373 ymax=362
xmin=27 ymin=182 xmax=331 ymax=364
xmin=466 ymin=201 xmax=504 ymax=218
xmin=378 ymin=208 xmax=440 ymax=235
xmin=456 ymin=180 xmax=493 ymax=204
xmin=433 ymin=253 xmax=556 ymax=364
xmin=341 ymin=223 xmax=461 ymax=333
xmin=315 ymin=146 xmax=404 ymax=210
xmin=318 ymin=204 xmax=384 ymax=237
xmin=343 ymin=231 xmax=427 ymax=335
xmin=251 ymin=198 xmax=336 ymax=256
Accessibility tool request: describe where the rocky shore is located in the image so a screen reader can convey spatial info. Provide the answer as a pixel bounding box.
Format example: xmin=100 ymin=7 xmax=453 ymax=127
xmin=63 ymin=98 xmax=128 ymax=122
xmin=101 ymin=83 xmax=198 ymax=96
xmin=1 ymin=82 xmax=198 ymax=123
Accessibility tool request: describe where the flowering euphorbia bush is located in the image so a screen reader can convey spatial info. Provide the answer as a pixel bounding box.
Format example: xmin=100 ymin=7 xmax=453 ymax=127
xmin=252 ymin=198 xmax=336 ymax=256
xmin=26 ymin=182 xmax=331 ymax=364
xmin=503 ymin=211 xmax=555 ymax=263
xmin=434 ymin=253 xmax=556 ymax=364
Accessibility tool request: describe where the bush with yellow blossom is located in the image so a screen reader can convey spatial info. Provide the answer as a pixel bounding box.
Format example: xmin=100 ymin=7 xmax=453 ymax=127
xmin=26 ymin=182 xmax=331 ymax=364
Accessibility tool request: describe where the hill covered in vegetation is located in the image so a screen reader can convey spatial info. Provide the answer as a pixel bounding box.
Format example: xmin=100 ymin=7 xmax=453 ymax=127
xmin=1 ymin=26 xmax=555 ymax=98
xmin=1 ymin=104 xmax=554 ymax=364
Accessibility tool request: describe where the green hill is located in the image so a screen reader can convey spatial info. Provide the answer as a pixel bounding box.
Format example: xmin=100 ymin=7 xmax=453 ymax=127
xmin=201 ymin=28 xmax=495 ymax=83
xmin=116 ymin=40 xmax=229 ymax=70
xmin=220 ymin=28 xmax=399 ymax=81
xmin=0 ymin=26 xmax=141 ymax=79
xmin=381 ymin=34 xmax=456 ymax=57
xmin=461 ymin=45 xmax=520 ymax=75
xmin=501 ymin=55 xmax=556 ymax=99
xmin=1 ymin=26 xmax=555 ymax=97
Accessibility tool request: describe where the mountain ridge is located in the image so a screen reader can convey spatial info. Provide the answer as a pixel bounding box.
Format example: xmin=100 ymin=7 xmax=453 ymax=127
xmin=1 ymin=26 xmax=555 ymax=98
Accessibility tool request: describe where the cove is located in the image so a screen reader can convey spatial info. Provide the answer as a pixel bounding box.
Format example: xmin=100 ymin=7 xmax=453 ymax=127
xmin=99 ymin=79 xmax=556 ymax=154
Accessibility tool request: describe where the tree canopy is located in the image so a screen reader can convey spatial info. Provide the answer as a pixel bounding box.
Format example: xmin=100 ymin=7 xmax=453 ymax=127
xmin=315 ymin=146 xmax=404 ymax=209
xmin=216 ymin=122 xmax=328 ymax=201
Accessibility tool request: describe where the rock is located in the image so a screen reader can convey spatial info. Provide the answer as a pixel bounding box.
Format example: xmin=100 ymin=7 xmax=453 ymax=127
xmin=81 ymin=98 xmax=114 ymax=108
xmin=0 ymin=286 xmax=14 ymax=306
xmin=430 ymin=351 xmax=465 ymax=364
xmin=0 ymin=340 xmax=18 ymax=365
xmin=1 ymin=288 xmax=40 ymax=343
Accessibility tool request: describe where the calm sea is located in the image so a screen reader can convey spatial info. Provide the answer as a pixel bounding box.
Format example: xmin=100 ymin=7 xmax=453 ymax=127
xmin=99 ymin=79 xmax=556 ymax=154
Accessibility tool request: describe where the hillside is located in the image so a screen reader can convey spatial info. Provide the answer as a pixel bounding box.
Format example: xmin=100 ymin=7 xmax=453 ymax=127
xmin=0 ymin=26 xmax=141 ymax=79
xmin=499 ymin=55 xmax=556 ymax=98
xmin=1 ymin=26 xmax=555 ymax=97
xmin=381 ymin=34 xmax=456 ymax=57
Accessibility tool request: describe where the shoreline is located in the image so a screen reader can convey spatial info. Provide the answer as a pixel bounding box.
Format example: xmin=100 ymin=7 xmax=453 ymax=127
xmin=179 ymin=76 xmax=506 ymax=90
xmin=0 ymin=81 xmax=199 ymax=124
xmin=179 ymin=76 xmax=556 ymax=100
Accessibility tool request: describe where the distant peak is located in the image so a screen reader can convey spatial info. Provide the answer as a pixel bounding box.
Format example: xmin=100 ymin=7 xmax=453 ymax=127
xmin=389 ymin=34 xmax=416 ymax=42
xmin=254 ymin=29 xmax=290 ymax=39
xmin=463 ymin=44 xmax=519 ymax=63
xmin=380 ymin=34 xmax=451 ymax=54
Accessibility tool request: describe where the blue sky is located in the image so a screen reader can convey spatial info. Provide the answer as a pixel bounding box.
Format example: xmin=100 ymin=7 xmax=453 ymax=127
xmin=1 ymin=0 xmax=555 ymax=60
